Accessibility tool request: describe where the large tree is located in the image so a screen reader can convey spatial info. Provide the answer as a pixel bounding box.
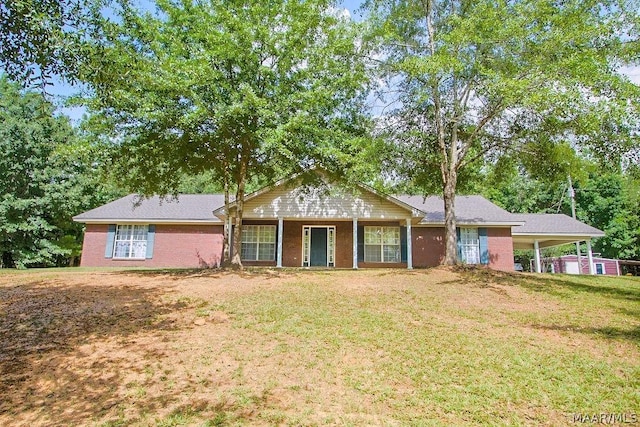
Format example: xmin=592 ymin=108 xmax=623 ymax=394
xmin=366 ymin=0 xmax=640 ymax=265
xmin=79 ymin=0 xmax=370 ymax=267
xmin=0 ymin=76 xmax=119 ymax=268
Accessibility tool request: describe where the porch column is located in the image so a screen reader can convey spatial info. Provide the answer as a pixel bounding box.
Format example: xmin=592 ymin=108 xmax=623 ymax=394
xmin=406 ymin=219 xmax=413 ymax=269
xmin=533 ymin=240 xmax=542 ymax=273
xmin=586 ymin=239 xmax=595 ymax=275
xmin=352 ymin=218 xmax=358 ymax=269
xmin=277 ymin=217 xmax=283 ymax=268
xmin=576 ymin=241 xmax=582 ymax=275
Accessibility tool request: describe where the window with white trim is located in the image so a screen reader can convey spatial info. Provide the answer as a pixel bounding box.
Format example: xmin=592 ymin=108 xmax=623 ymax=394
xmin=113 ymin=225 xmax=148 ymax=259
xmin=595 ymin=263 xmax=605 ymax=275
xmin=241 ymin=225 xmax=276 ymax=261
xmin=460 ymin=227 xmax=480 ymax=264
xmin=364 ymin=226 xmax=400 ymax=263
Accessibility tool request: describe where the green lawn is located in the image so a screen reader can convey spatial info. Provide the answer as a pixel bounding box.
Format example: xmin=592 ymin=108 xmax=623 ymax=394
xmin=0 ymin=268 xmax=638 ymax=426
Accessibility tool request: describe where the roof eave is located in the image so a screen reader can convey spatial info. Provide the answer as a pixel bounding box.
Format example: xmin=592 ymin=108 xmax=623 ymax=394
xmin=74 ymin=218 xmax=223 ymax=224
xmin=417 ymin=221 xmax=525 ymax=227
xmin=512 ymin=232 xmax=605 ymax=238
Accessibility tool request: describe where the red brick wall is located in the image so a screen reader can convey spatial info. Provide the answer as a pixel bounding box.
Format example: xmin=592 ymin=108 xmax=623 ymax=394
xmin=487 ymin=228 xmax=514 ymax=272
xmin=412 ymin=227 xmax=445 ymax=268
xmin=79 ymin=224 xmax=224 ymax=268
xmin=411 ymin=226 xmax=514 ymax=271
xmin=283 ymin=220 xmax=353 ymax=268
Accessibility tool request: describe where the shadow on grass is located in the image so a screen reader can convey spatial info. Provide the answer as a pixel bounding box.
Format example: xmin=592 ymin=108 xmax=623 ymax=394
xmin=463 ymin=267 xmax=640 ymax=302
xmin=531 ymin=323 xmax=640 ymax=343
xmin=116 ymin=267 xmax=300 ymax=280
xmin=0 ymin=281 xmax=187 ymax=424
xmin=521 ymin=276 xmax=640 ymax=302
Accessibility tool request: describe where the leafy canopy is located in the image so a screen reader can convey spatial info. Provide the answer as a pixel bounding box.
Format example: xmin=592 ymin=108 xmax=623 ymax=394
xmin=79 ymin=0 xmax=371 ymax=196
xmin=365 ymin=0 xmax=640 ymax=264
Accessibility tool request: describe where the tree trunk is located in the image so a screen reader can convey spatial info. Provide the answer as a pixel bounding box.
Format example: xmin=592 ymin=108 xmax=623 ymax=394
xmin=230 ymin=155 xmax=248 ymax=270
xmin=442 ymin=166 xmax=458 ymax=266
xmin=221 ymin=174 xmax=231 ymax=268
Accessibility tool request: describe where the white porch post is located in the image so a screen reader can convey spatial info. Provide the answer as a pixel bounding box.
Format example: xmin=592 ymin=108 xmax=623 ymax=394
xmin=534 ymin=240 xmax=542 ymax=273
xmin=576 ymin=241 xmax=582 ymax=275
xmin=586 ymin=239 xmax=595 ymax=275
xmin=406 ymin=219 xmax=413 ymax=269
xmin=353 ymin=218 xmax=358 ymax=269
xmin=277 ymin=217 xmax=283 ymax=268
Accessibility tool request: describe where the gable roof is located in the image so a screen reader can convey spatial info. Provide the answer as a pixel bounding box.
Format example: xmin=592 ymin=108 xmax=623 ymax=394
xmin=396 ymin=195 xmax=524 ymax=226
xmin=213 ymin=174 xmax=425 ymax=220
xmin=511 ymin=214 xmax=605 ymax=236
xmin=73 ymin=194 xmax=224 ymax=223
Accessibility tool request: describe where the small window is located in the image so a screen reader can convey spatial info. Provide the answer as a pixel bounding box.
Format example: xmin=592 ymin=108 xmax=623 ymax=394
xmin=460 ymin=228 xmax=480 ymax=264
xmin=241 ymin=225 xmax=276 ymax=261
xmin=113 ymin=225 xmax=148 ymax=259
xmin=364 ymin=226 xmax=400 ymax=263
xmin=595 ymin=263 xmax=605 ymax=275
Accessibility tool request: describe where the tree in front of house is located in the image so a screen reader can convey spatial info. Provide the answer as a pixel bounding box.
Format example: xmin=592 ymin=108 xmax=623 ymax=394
xmin=78 ymin=0 xmax=371 ymax=268
xmin=0 ymin=76 xmax=120 ymax=268
xmin=365 ymin=0 xmax=640 ymax=265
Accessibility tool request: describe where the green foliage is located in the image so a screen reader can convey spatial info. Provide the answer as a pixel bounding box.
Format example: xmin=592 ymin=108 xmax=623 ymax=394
xmin=79 ymin=0 xmax=371 ymax=196
xmin=483 ymin=159 xmax=640 ymax=261
xmin=76 ymin=0 xmax=372 ymax=266
xmin=0 ymin=76 xmax=122 ymax=268
xmin=0 ymin=0 xmax=105 ymax=88
xmin=365 ymin=0 xmax=640 ymax=264
xmin=575 ymin=173 xmax=640 ymax=260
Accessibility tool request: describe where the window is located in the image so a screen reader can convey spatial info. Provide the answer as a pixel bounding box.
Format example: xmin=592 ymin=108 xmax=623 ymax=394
xmin=459 ymin=228 xmax=479 ymax=264
xmin=364 ymin=226 xmax=400 ymax=263
xmin=241 ymin=225 xmax=276 ymax=261
xmin=595 ymin=263 xmax=605 ymax=275
xmin=113 ymin=225 xmax=148 ymax=259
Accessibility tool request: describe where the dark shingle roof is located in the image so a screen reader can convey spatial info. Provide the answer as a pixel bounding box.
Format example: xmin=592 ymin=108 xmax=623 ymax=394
xmin=396 ymin=195 xmax=522 ymax=225
xmin=73 ymin=194 xmax=225 ymax=222
xmin=512 ymin=214 xmax=604 ymax=236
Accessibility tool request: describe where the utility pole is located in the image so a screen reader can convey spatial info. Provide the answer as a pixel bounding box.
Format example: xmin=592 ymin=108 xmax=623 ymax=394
xmin=568 ymin=175 xmax=582 ymax=273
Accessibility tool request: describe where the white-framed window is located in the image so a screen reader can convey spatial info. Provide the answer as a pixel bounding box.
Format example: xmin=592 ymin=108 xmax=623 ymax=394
xmin=595 ymin=263 xmax=605 ymax=275
xmin=364 ymin=226 xmax=400 ymax=263
xmin=113 ymin=225 xmax=148 ymax=259
xmin=241 ymin=225 xmax=276 ymax=261
xmin=460 ymin=227 xmax=480 ymax=264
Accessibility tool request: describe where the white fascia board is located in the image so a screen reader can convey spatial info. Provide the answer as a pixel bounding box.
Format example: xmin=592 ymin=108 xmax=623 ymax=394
xmin=416 ymin=221 xmax=525 ymax=227
xmin=74 ymin=219 xmax=223 ymax=225
xmin=512 ymin=232 xmax=605 ymax=238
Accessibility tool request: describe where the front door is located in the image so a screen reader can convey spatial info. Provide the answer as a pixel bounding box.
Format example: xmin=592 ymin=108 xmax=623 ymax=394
xmin=310 ymin=228 xmax=328 ymax=266
xmin=302 ymin=226 xmax=335 ymax=267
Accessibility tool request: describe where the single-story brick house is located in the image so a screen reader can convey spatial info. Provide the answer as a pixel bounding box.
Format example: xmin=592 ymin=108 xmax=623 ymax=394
xmin=73 ymin=175 xmax=605 ymax=272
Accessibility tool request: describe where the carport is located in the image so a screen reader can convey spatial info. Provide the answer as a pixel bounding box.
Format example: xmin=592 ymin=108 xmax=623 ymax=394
xmin=511 ymin=214 xmax=605 ymax=274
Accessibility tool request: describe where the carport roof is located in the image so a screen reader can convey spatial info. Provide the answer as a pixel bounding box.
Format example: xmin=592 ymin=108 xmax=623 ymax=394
xmin=511 ymin=213 xmax=604 ymax=250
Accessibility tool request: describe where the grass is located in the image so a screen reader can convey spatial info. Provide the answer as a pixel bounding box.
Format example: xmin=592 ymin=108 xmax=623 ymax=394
xmin=0 ymin=268 xmax=638 ymax=426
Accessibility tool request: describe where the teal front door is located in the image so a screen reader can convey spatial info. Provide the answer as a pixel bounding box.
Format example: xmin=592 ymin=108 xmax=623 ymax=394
xmin=310 ymin=228 xmax=328 ymax=266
